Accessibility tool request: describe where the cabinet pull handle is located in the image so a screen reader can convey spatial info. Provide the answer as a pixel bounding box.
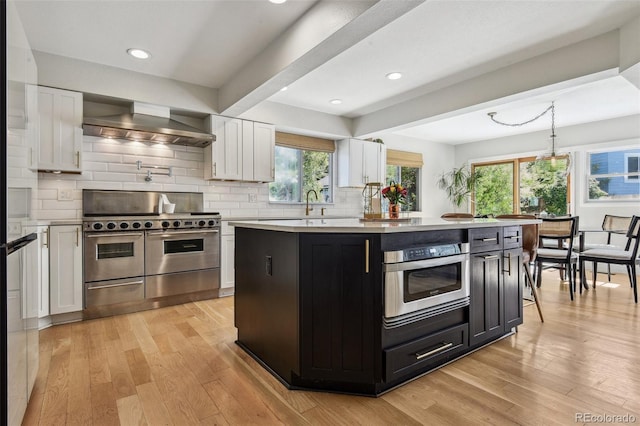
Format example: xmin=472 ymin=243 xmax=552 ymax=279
xmin=88 ymin=280 xmax=144 ymax=290
xmin=365 ymin=239 xmax=370 ymax=274
xmin=505 ymin=235 xmax=520 ymax=240
xmin=504 ymin=252 xmax=512 ymax=276
xmin=76 ymin=228 xmax=80 ymax=247
xmin=416 ymin=342 xmax=453 ymax=360
xmin=482 ymin=254 xmax=499 ymax=260
xmin=76 ymin=151 xmax=81 ymax=167
xmin=43 ymin=229 xmax=48 ymax=248
xmin=479 ymin=237 xmax=498 ymax=242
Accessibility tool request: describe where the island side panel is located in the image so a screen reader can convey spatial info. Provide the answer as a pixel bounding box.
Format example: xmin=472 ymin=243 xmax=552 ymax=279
xmin=235 ymin=227 xmax=300 ymax=383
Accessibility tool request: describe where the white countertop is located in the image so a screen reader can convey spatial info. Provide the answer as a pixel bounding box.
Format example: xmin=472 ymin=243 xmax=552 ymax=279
xmin=230 ymin=217 xmax=540 ymax=233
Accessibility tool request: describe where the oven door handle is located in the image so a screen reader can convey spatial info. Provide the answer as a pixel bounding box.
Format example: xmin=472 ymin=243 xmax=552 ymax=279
xmin=85 ymin=232 xmax=144 ymax=238
xmin=383 ymin=253 xmax=469 ymax=272
xmin=146 ymin=229 xmax=219 ymax=236
xmin=87 ymin=280 xmax=144 ymax=290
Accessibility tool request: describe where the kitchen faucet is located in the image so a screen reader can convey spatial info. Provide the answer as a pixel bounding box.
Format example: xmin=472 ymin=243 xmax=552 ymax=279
xmin=305 ymin=189 xmax=318 ymax=216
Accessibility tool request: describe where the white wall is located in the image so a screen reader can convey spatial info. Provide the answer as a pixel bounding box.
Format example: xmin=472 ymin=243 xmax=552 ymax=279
xmin=36 ymin=136 xmax=364 ymax=221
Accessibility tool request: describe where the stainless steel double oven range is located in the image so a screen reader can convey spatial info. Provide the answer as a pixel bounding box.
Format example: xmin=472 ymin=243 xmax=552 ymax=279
xmin=82 ymin=190 xmax=220 ymax=318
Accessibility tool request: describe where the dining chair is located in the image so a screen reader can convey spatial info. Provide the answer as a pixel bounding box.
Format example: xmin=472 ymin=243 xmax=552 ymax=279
xmin=441 ymin=213 xmax=474 ymax=219
xmin=535 ymin=216 xmax=579 ymax=300
xmin=496 ymin=214 xmax=543 ymax=322
xmin=579 ymin=215 xmax=639 ymax=304
xmin=580 ymin=215 xmax=632 ymax=281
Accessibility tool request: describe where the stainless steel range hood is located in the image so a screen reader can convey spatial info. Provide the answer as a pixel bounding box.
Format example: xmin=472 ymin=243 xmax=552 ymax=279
xmin=82 ymin=102 xmax=215 ymax=147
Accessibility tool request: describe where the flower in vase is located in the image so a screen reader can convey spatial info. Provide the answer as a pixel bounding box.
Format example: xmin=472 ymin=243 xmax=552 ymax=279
xmin=381 ymin=181 xmax=408 ymax=205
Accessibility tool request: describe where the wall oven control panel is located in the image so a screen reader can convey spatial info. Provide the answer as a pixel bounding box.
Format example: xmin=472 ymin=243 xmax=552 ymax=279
xmin=384 ymin=243 xmax=470 ymax=264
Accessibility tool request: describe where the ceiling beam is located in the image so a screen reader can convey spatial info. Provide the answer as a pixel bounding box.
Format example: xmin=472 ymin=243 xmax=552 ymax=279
xmin=219 ymin=0 xmax=425 ymax=117
xmin=352 ymin=30 xmax=621 ymax=137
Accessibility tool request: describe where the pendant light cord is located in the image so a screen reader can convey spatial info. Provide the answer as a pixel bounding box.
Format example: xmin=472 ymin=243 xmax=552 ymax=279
xmin=488 ymin=102 xmax=555 ymax=128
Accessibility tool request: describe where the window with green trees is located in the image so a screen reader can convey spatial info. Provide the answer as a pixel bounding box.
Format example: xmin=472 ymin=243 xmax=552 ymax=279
xmin=386 ymin=165 xmax=419 ymax=211
xmin=269 ymin=146 xmax=333 ymax=203
xmin=473 ymin=156 xmax=570 ymax=216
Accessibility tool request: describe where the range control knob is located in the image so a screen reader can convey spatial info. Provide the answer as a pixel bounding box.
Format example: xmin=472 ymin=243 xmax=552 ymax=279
xmin=173 ymin=221 xmax=181 ymax=228
xmin=132 ymin=222 xmax=141 ymax=229
xmin=161 ymin=221 xmax=170 ymax=228
xmin=106 ymin=222 xmax=117 ymax=230
xmin=120 ymin=222 xmax=129 ymax=229
xmin=198 ymin=220 xmax=206 ymax=227
xmin=93 ymin=223 xmax=103 ymax=230
xmin=144 ymin=221 xmax=154 ymax=228
xmin=208 ymin=220 xmax=216 ymax=226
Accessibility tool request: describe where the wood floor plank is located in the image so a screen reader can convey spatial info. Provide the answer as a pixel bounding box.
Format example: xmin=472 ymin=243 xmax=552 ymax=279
xmin=25 ymin=269 xmax=640 ymax=426
xmin=116 ymin=394 xmax=148 ymax=426
xmin=135 ymin=382 xmax=174 ymax=426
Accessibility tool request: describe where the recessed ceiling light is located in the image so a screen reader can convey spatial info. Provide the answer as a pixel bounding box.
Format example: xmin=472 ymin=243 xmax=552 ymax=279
xmin=269 ymin=0 xmax=287 ymax=4
xmin=386 ymin=72 xmax=402 ymax=80
xmin=127 ymin=48 xmax=151 ymax=59
xmin=330 ymin=99 xmax=342 ymax=105
xmin=280 ymin=86 xmax=288 ymax=92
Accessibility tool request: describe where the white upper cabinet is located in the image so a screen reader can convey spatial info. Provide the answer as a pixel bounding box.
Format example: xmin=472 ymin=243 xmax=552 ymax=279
xmin=205 ymin=116 xmax=243 ymax=180
xmin=205 ymin=116 xmax=275 ymax=182
xmin=37 ymin=86 xmax=83 ymax=173
xmin=337 ymin=138 xmax=386 ymax=187
xmin=244 ymin=121 xmax=275 ymax=182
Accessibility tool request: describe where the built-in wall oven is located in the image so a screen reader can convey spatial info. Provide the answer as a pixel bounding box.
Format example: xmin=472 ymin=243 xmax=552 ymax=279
xmin=82 ymin=190 xmax=221 ymax=318
xmin=383 ymin=243 xmax=470 ymax=327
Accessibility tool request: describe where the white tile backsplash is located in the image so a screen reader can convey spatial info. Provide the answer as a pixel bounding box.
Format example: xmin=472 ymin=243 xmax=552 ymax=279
xmin=36 ymin=136 xmax=363 ymax=220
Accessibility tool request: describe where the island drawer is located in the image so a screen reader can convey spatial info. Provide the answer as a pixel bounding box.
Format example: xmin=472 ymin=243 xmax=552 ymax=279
xmin=502 ymin=226 xmax=523 ymax=249
xmin=469 ymin=227 xmax=503 ymax=253
xmin=384 ymin=323 xmax=468 ymax=382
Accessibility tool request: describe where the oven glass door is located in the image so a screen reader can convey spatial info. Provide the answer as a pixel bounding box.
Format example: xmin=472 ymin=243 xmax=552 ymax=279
xmin=84 ymin=232 xmax=145 ymax=282
xmin=384 ymin=253 xmax=469 ymax=319
xmin=404 ymin=263 xmax=462 ymax=302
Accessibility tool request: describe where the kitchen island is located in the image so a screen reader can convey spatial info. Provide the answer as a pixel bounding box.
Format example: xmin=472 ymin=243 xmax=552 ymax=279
xmin=231 ymin=217 xmax=538 ymax=395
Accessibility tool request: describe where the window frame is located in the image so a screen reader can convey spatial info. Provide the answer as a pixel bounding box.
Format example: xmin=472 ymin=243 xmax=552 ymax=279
xmin=585 ymin=146 xmax=640 ymax=202
xmin=268 ymin=145 xmax=334 ymax=205
xmin=471 ymin=156 xmax=572 ymax=215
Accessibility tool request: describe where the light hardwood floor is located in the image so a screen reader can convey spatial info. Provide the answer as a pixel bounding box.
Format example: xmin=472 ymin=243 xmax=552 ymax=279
xmin=23 ymin=269 xmax=640 ymax=426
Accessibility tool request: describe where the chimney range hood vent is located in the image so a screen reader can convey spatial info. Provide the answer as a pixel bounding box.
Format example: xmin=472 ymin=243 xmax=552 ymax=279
xmin=82 ymin=102 xmax=215 ymax=147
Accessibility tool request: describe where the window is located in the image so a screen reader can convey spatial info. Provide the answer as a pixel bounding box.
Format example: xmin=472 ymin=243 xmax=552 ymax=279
xmin=385 ymin=149 xmax=423 ymax=212
xmin=587 ymin=148 xmax=640 ymax=201
xmin=269 ymin=133 xmax=334 ymax=203
xmin=473 ymin=156 xmax=570 ymax=216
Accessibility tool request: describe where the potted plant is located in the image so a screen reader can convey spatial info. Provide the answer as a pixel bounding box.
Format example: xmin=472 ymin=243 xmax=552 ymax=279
xmin=437 ymin=164 xmax=480 ymax=209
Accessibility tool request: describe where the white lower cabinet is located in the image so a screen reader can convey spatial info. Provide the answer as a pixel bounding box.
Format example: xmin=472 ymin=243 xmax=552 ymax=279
xmin=49 ymin=224 xmax=83 ymax=314
xmin=220 ymin=222 xmax=235 ymax=293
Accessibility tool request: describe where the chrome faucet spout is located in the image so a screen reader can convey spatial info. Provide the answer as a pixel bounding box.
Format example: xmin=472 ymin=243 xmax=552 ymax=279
xmin=305 ymin=189 xmax=318 ymax=216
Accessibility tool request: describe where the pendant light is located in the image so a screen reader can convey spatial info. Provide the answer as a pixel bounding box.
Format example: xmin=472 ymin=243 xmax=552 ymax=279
xmin=488 ymin=101 xmax=571 ymax=171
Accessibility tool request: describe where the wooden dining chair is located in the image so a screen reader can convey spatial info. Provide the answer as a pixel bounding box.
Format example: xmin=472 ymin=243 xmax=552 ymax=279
xmin=536 ymin=216 xmax=579 ymax=300
xmin=441 ymin=213 xmax=474 ymax=219
xmin=579 ymin=215 xmax=639 ymax=304
xmin=496 ymin=214 xmax=543 ymax=322
xmin=580 ymin=215 xmax=632 ymax=281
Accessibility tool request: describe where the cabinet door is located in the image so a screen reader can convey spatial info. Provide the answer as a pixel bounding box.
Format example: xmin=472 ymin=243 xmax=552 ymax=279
xmin=36 ymin=226 xmax=49 ymax=318
xmin=503 ymin=248 xmax=524 ymax=329
xmin=220 ymin=234 xmax=235 ymax=289
xmin=469 ymin=250 xmax=504 ymax=346
xmin=363 ymin=141 xmax=383 ymax=184
xmin=300 ymin=234 xmax=379 ymax=384
xmin=252 ymin=122 xmax=275 ymax=182
xmin=37 ymin=86 xmax=82 ymax=173
xmin=49 ymin=225 xmax=83 ymax=314
xmin=205 ymin=116 xmax=243 ymax=180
